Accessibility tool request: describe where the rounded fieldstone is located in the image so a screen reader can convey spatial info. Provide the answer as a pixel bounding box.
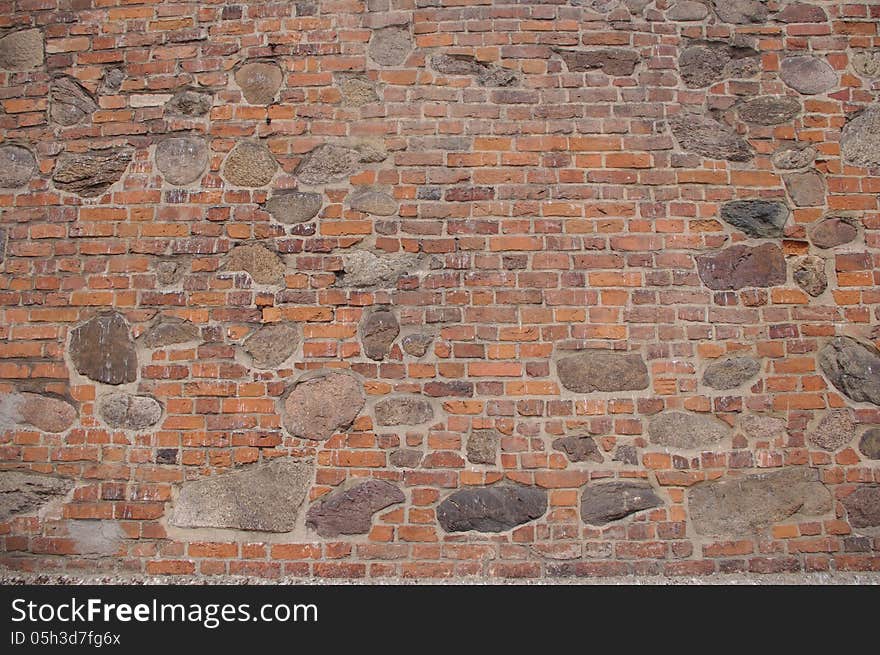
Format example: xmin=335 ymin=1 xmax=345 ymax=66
xmin=784 ymin=170 xmax=826 ymax=207
xmin=808 ymin=217 xmax=858 ymax=249
xmin=819 ymin=337 xmax=880 ymax=406
xmin=0 ymin=145 xmax=36 ymax=188
xmin=306 ymin=480 xmax=404 ymax=537
xmin=0 ymin=28 xmax=44 ymax=70
xmin=165 ymin=88 xmax=213 ymax=117
xmin=263 ymin=191 xmax=323 ymax=224
xmin=557 ymin=350 xmax=649 ymax=393
xmin=98 ymin=394 xmax=163 ymax=430
xmin=703 ymin=356 xmax=761 ymax=390
xmin=341 ymin=250 xmax=422 ymax=288
xmin=553 ymin=435 xmax=604 ymax=464
xmin=140 ymin=317 xmax=200 ymax=348
xmin=360 ymin=310 xmax=399 ymax=361
xmin=337 ymin=74 xmax=379 ymax=107
xmin=780 ymin=56 xmax=838 ymax=95
xmin=858 ymin=428 xmax=880 ymax=459
xmin=368 ymin=25 xmax=413 ymax=67
xmin=242 ymin=323 xmax=299 ymax=369
xmin=772 ymin=144 xmax=817 ymax=169
xmin=667 ymin=1 xmax=709 ymax=21
xmin=49 ymin=76 xmax=98 ymax=126
xmin=720 ymin=200 xmax=790 ymax=238
xmin=840 ymin=106 xmax=880 ymax=169
xmin=581 ymin=481 xmax=662 ymax=525
xmin=235 ymin=61 xmax=283 ymax=105
xmin=841 ymin=485 xmax=880 ymax=529
xmin=69 ymin=312 xmax=139 ymax=385
xmin=793 ymin=256 xmax=828 ymax=297
xmin=777 ymin=2 xmax=828 ymax=23
xmin=222 ymin=142 xmax=278 ymax=187
xmin=696 ymin=243 xmax=786 ymax=291
xmin=155 ymin=136 xmax=208 ymax=185
xmin=678 ymin=44 xmax=729 ymax=88
xmin=349 ymin=190 xmax=398 ymax=216
xmin=807 ymin=409 xmax=855 ymax=451
xmin=374 ymin=396 xmax=434 ymax=426
xmin=296 ymin=144 xmax=364 ymax=185
xmin=649 ymin=411 xmax=731 ymax=450
xmin=737 ymin=96 xmax=801 ymax=125
xmin=852 ymin=51 xmax=880 ymax=78
xmin=390 ymin=449 xmax=423 ymax=468
xmin=712 ymin=0 xmax=768 ymax=24
xmin=740 ymin=414 xmax=789 ymax=442
xmin=282 ymin=371 xmax=365 ymax=440
xmin=224 ymin=243 xmax=285 ymax=285
xmin=402 ymin=333 xmax=434 ymax=358
xmin=670 ymin=113 xmax=753 ymax=161
xmin=16 ymin=393 xmax=77 ymax=433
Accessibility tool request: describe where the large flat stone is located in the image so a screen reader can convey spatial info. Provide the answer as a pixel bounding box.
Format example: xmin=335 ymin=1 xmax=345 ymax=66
xmin=703 ymin=356 xmax=761 ymax=390
xmin=841 ymin=485 xmax=880 ymax=529
xmin=737 ymin=96 xmax=801 ymax=125
xmin=98 ymin=394 xmax=162 ymax=430
xmin=780 ymin=55 xmax=838 ymax=95
xmin=649 ymin=411 xmax=731 ymax=450
xmin=282 ymin=371 xmax=365 ymax=440
xmin=0 ymin=145 xmax=36 ymax=189
xmin=696 ymin=243 xmax=786 ymax=290
xmin=305 ymin=479 xmax=404 ymax=537
xmin=0 ymin=29 xmax=44 ymax=70
xmin=49 ymin=76 xmax=98 ymax=126
xmin=0 ymin=470 xmax=73 ymax=521
xmin=374 ymin=396 xmax=434 ymax=426
xmin=263 ymin=191 xmax=323 ymax=224
xmin=69 ymin=312 xmax=138 ymax=385
xmin=670 ymin=114 xmax=753 ymax=161
xmin=53 ymin=148 xmax=133 ymax=198
xmin=15 ymin=393 xmax=77 ymax=433
xmin=581 ymin=481 xmax=662 ymax=525
xmin=720 ymin=200 xmax=790 ymax=238
xmin=818 ymin=337 xmax=880 ymax=406
xmin=224 ymin=243 xmax=285 ymax=285
xmin=554 ymin=48 xmax=639 ymax=76
xmin=243 ymin=323 xmax=299 ymax=369
xmin=437 ymin=485 xmax=548 ymax=533
xmin=140 ymin=318 xmax=200 ymax=349
xmin=556 ymin=350 xmax=649 ymax=393
xmin=339 ymin=250 xmax=422 ymax=288
xmin=840 ymin=105 xmax=880 ymax=168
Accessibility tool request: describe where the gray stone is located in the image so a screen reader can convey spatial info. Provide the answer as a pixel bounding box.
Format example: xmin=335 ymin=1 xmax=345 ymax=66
xmin=155 ymin=259 xmax=186 ymax=286
xmin=165 ymin=88 xmax=213 ymax=117
xmin=554 ymin=48 xmax=640 ymax=76
xmin=720 ymin=200 xmax=790 ymax=238
xmin=613 ymin=445 xmax=639 ymax=465
xmin=0 ymin=226 xmax=6 ymax=267
xmin=841 ymin=485 xmax=880 ymax=528
xmin=712 ymin=0 xmax=769 ymax=24
xmin=807 ymin=409 xmax=855 ymax=451
xmin=667 ymin=1 xmax=709 ymax=20
xmin=340 ymin=250 xmax=422 ymax=288
xmin=337 ymin=74 xmax=379 ymax=107
xmin=478 ymin=66 xmax=518 ymax=87
xmin=98 ymin=394 xmax=162 ymax=430
xmin=780 ymin=56 xmax=838 ymax=95
xmin=171 ymin=459 xmax=312 ymax=532
xmin=703 ymin=356 xmax=761 ymax=390
xmin=467 ymin=429 xmax=501 ymax=465
xmin=222 ymin=142 xmax=278 ymax=187
xmin=402 ymin=333 xmax=434 ymax=358
xmin=155 ymin=136 xmax=208 ymax=186
xmin=69 ymin=312 xmax=138 ymax=385
xmin=784 ymin=170 xmax=826 ymax=207
xmin=0 ymin=29 xmax=44 ymax=70
xmin=360 ymin=310 xmax=399 ymax=361
xmin=306 ymin=479 xmax=404 ymax=537
xmin=852 ymin=51 xmax=880 ymax=78
xmin=368 ymin=25 xmax=413 ymax=67
xmin=793 ymin=256 xmax=828 ymax=297
xmin=649 ymin=411 xmax=731 ymax=450
xmin=581 ymin=481 xmax=663 ymax=525
xmin=808 ymin=217 xmax=858 ymax=249
xmin=556 ymin=350 xmax=650 ymax=393
xmin=840 ymin=106 xmax=880 ymax=168
xmin=15 ymin=393 xmax=77 ymax=433
xmin=740 ymin=414 xmax=789 ymax=441
xmin=430 ymin=54 xmax=484 ymax=76
xmin=688 ymin=467 xmax=832 ymax=536
xmin=0 ymin=145 xmax=36 ymax=188
xmin=696 ymin=243 xmax=787 ymax=290
xmin=296 ymin=144 xmax=371 ymax=185
xmin=437 ymin=485 xmax=548 ymax=533
xmin=777 ymin=2 xmax=828 ymax=23
xmin=670 ymin=114 xmax=753 ymax=162
xmin=235 ymin=61 xmax=283 ymax=105
xmin=349 ymin=190 xmax=397 ymax=216
xmin=818 ymin=337 xmax=880 ymax=406
xmin=282 ymin=371 xmax=365 ymax=440
xmin=67 ymin=520 xmax=125 ymax=555
xmin=772 ymin=144 xmax=817 ymax=169
xmin=49 ymin=76 xmax=98 ymax=126
xmin=858 ymin=428 xmax=880 ymax=459
xmin=0 ymin=470 xmax=73 ymax=521
xmin=140 ymin=318 xmax=200 ymax=348
xmin=263 ymin=191 xmax=323 ymax=225
xmin=99 ymin=68 xmax=125 ymax=94
xmin=737 ymin=96 xmax=801 ymax=125
xmin=224 ymin=244 xmax=285 ymax=285
xmin=53 ymin=148 xmax=133 ymax=198
xmin=243 ymin=323 xmax=299 ymax=369
xmin=374 ymin=396 xmax=434 ymax=426
xmin=553 ymin=436 xmax=604 ymax=464
xmin=390 ymin=449 xmax=422 ymax=468
xmin=679 ymin=44 xmax=730 ymax=88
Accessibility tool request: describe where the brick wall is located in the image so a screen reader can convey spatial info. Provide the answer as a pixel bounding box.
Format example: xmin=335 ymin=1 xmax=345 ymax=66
xmin=1 ymin=0 xmax=879 ymax=580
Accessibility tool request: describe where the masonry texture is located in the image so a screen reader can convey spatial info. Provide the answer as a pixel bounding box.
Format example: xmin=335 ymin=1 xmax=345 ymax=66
xmin=0 ymin=0 xmax=879 ymax=582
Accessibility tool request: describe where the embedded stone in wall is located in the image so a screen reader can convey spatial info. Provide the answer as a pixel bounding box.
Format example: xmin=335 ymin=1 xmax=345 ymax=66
xmin=841 ymin=485 xmax=880 ymax=528
xmin=52 ymin=148 xmax=133 ymax=198
xmin=349 ymin=189 xmax=397 ymax=216
xmin=165 ymin=88 xmax=213 ymax=117
xmin=430 ymin=53 xmax=484 ymax=76
xmin=242 ymin=323 xmax=299 ymax=369
xmin=784 ymin=170 xmax=826 ymax=207
xmin=305 ymin=479 xmax=405 ymax=537
xmin=390 ymin=449 xmax=422 ymax=468
xmin=171 ymin=459 xmax=313 ymax=532
xmin=374 ymin=396 xmax=434 ymax=426
xmin=777 ymin=2 xmax=828 ymax=22
xmin=263 ymin=190 xmax=323 ymax=224
xmin=98 ymin=394 xmax=163 ymax=430
xmin=0 ymin=470 xmax=73 ymax=521
xmin=368 ymin=25 xmax=413 ymax=66
xmin=808 ymin=217 xmax=858 ymax=249
xmin=235 ymin=61 xmax=283 ymax=105
xmin=720 ymin=200 xmax=789 ymax=238
xmin=669 ymin=114 xmax=753 ymax=162
xmin=858 ymin=428 xmax=880 ymax=460
xmin=14 ymin=393 xmax=77 ymax=433
xmin=282 ymin=371 xmax=365 ymax=440
xmin=771 ymin=144 xmax=817 ymax=169
xmin=780 ymin=56 xmax=838 ymax=95
xmin=648 ymin=411 xmax=731 ymax=450
xmin=0 ymin=28 xmax=44 ymax=70
xmin=688 ymin=467 xmax=832 ymax=536
xmin=437 ymin=485 xmax=548 ymax=533
xmin=49 ymin=76 xmax=98 ymax=126
xmin=340 ymin=250 xmax=421 ymax=288
xmin=69 ymin=312 xmax=138 ymax=385
xmin=155 ymin=259 xmax=186 ymax=286
xmin=711 ymin=0 xmax=769 ymax=24
xmin=818 ymin=337 xmax=880 ymax=406
xmin=667 ymin=1 xmax=709 ymax=21
xmin=296 ymin=144 xmax=377 ymax=185
xmin=852 ymin=51 xmax=880 ymax=78
xmin=336 ymin=74 xmax=379 ymax=107
xmin=740 ymin=414 xmax=789 ymax=441
xmin=478 ymin=66 xmax=518 ymax=87
xmin=360 ymin=310 xmax=399 ymax=361
xmin=467 ymin=428 xmax=501 ymax=465
xmin=840 ymin=106 xmax=880 ymax=168
xmin=703 ymin=356 xmax=761 ymax=390
xmin=67 ymin=520 xmax=125 ymax=555
xmin=580 ymin=481 xmax=662 ymax=526
xmin=0 ymin=144 xmax=36 ymax=188
xmin=556 ymin=350 xmax=649 ymax=393
xmin=553 ymin=435 xmax=604 ymax=464
xmin=793 ymin=256 xmax=828 ymax=297
xmin=155 ymin=136 xmax=208 ymax=186
xmin=736 ymin=96 xmax=801 ymax=125
xmin=221 ymin=142 xmax=278 ymax=187
xmin=807 ymin=409 xmax=855 ymax=452
xmin=696 ymin=243 xmax=786 ymax=290
xmin=140 ymin=317 xmax=200 ymax=348
xmin=223 ymin=243 xmax=285 ymax=285
xmin=678 ymin=44 xmax=728 ymax=88
xmin=99 ymin=67 xmax=125 ymax=94
xmin=614 ymin=445 xmax=639 ymax=465
xmin=554 ymin=48 xmax=639 ymax=76
xmin=402 ymin=333 xmax=434 ymax=358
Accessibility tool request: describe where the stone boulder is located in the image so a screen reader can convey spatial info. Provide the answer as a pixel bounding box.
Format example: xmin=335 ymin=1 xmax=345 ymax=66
xmin=98 ymin=394 xmax=163 ymax=430
xmin=807 ymin=409 xmax=855 ymax=451
xmin=140 ymin=317 xmax=200 ymax=348
xmin=552 ymin=435 xmax=604 ymax=464
xmin=0 ymin=470 xmax=73 ymax=521
xmin=402 ymin=333 xmax=434 ymax=358
xmin=306 ymin=479 xmax=404 ymax=537
xmin=263 ymin=191 xmax=323 ymax=224
xmin=793 ymin=256 xmax=828 ymax=297
xmin=670 ymin=114 xmax=753 ymax=161
xmin=581 ymin=481 xmax=662 ymax=525
xmin=165 ymin=88 xmax=213 ymax=117
xmin=712 ymin=0 xmax=768 ymax=24
xmin=784 ymin=170 xmax=826 ymax=207
xmin=840 ymin=106 xmax=880 ymax=169
xmin=49 ymin=76 xmax=98 ymax=126
xmin=339 ymin=250 xmax=422 ymax=288
xmin=678 ymin=42 xmax=761 ymax=88
xmin=374 ymin=396 xmax=434 ymax=426
xmin=53 ymin=148 xmax=133 ymax=197
xmin=818 ymin=337 xmax=880 ymax=406
xmin=437 ymin=485 xmax=548 ymax=533
xmin=841 ymin=485 xmax=880 ymax=529
xmin=336 ymin=74 xmax=379 ymax=107
xmin=556 ymin=350 xmax=649 ymax=393
xmin=0 ymin=28 xmax=44 ymax=70
xmin=69 ymin=312 xmax=138 ymax=385
xmin=224 ymin=243 xmax=285 ymax=285
xmin=155 ymin=135 xmax=209 ymax=185
xmin=222 ymin=142 xmax=278 ymax=187
xmin=243 ymin=323 xmax=299 ymax=369
xmin=648 ymin=411 xmax=731 ymax=450
xmin=703 ymin=356 xmax=761 ymax=390
xmin=0 ymin=144 xmax=36 ymax=189
xmin=771 ymin=144 xmax=817 ymax=170
xmin=667 ymin=2 xmax=709 ymax=21
xmin=780 ymin=56 xmax=838 ymax=95
xmin=740 ymin=414 xmax=789 ymax=442
xmin=5 ymin=392 xmax=78 ymax=433
xmin=467 ymin=429 xmax=501 ymax=465
xmin=720 ymin=200 xmax=789 ymax=238
xmin=360 ymin=310 xmax=399 ymax=361
xmin=349 ymin=189 xmax=397 ymax=216
xmin=282 ymin=371 xmax=365 ymax=440
xmin=696 ymin=243 xmax=786 ymax=290
xmin=67 ymin=520 xmax=125 ymax=555
xmin=852 ymin=51 xmax=880 ymax=78
xmin=808 ymin=217 xmax=858 ymax=249
xmin=296 ymin=143 xmax=385 ymax=185
xmin=777 ymin=2 xmax=828 ymax=22
xmin=858 ymin=428 xmax=880 ymax=460
xmin=235 ymin=61 xmax=283 ymax=105
xmin=368 ymin=25 xmax=413 ymax=66
xmin=737 ymin=96 xmax=801 ymax=125
xmin=554 ymin=48 xmax=640 ymax=76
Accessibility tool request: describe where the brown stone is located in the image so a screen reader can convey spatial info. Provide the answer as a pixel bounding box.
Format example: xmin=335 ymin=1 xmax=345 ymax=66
xmin=669 ymin=114 xmax=753 ymax=162
xmin=402 ymin=333 xmax=434 ymax=358
xmin=711 ymin=0 xmax=769 ymax=24
xmin=437 ymin=485 xmax=547 ymax=533
xmin=793 ymin=256 xmax=828 ymax=297
xmin=783 ymin=170 xmax=826 ymax=207
xmin=368 ymin=25 xmax=413 ymax=66
xmin=807 ymin=409 xmax=856 ymax=451
xmin=224 ymin=244 xmax=285 ymax=285
xmin=858 ymin=428 xmax=880 ymax=460
xmin=740 ymin=414 xmax=789 ymax=442
xmin=390 ymin=449 xmax=423 ymax=468
xmin=737 ymin=96 xmax=801 ymax=125
xmin=222 ymin=142 xmax=278 ymax=187
xmin=581 ymin=481 xmax=663 ymax=525
xmin=696 ymin=243 xmax=786 ymax=290
xmin=840 ymin=485 xmax=880 ymax=529
xmin=49 ymin=76 xmax=98 ymax=126
xmin=69 ymin=312 xmax=138 ymax=385
xmin=165 ymin=88 xmax=213 ymax=117
xmin=99 ymin=67 xmax=125 ymax=94
xmin=703 ymin=356 xmax=761 ymax=390
xmin=296 ymin=144 xmax=366 ymax=185
xmin=808 ymin=217 xmax=858 ymax=249
xmin=667 ymin=1 xmax=709 ymax=21
xmin=155 ymin=136 xmax=208 ymax=186
xmin=340 ymin=250 xmax=422 ymax=288
xmin=818 ymin=337 xmax=880 ymax=406
xmin=243 ymin=323 xmax=299 ymax=369
xmin=777 ymin=2 xmax=828 ymax=23
xmin=0 ymin=145 xmax=36 ymax=189
xmin=553 ymin=436 xmax=604 ymax=463
xmin=467 ymin=429 xmax=501 ymax=465
xmin=360 ymin=310 xmax=399 ymax=361
xmin=554 ymin=48 xmax=639 ymax=76
xmin=306 ymin=479 xmax=404 ymax=537
xmin=556 ymin=350 xmax=650 ymax=393
xmin=649 ymin=411 xmax=731 ymax=450
xmin=840 ymin=105 xmax=880 ymax=169
xmin=235 ymin=61 xmax=283 ymax=105
xmin=780 ymin=56 xmax=838 ymax=95
xmin=264 ymin=191 xmax=323 ymax=224
xmin=16 ymin=393 xmax=77 ymax=433
xmin=349 ymin=189 xmax=397 ymax=216
xmin=98 ymin=394 xmax=163 ymax=430
xmin=771 ymin=144 xmax=817 ymax=169
xmin=140 ymin=317 xmax=200 ymax=348
xmin=374 ymin=396 xmax=434 ymax=426
xmin=336 ymin=74 xmax=379 ymax=107
xmin=0 ymin=28 xmax=44 ymax=70
xmin=282 ymin=371 xmax=365 ymax=440
xmin=53 ymin=148 xmax=133 ymax=198
xmin=0 ymin=470 xmax=73 ymax=521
